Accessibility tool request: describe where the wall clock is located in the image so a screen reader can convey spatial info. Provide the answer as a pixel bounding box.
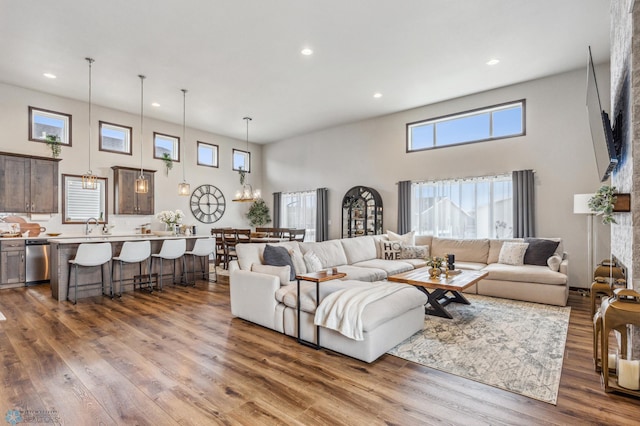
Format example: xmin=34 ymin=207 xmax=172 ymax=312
xmin=190 ymin=184 xmax=226 ymax=224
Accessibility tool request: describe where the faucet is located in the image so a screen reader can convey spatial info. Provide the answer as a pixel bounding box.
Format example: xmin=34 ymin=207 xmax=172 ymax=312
xmin=85 ymin=217 xmax=99 ymax=235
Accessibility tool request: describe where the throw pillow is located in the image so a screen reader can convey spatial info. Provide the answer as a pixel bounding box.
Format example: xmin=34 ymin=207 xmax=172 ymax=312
xmin=263 ymin=245 xmax=296 ymax=280
xmin=387 ymin=230 xmax=416 ymax=245
xmin=303 ymin=250 xmax=323 ymax=273
xmin=498 ymin=242 xmax=529 ymax=266
xmin=251 ymin=263 xmax=291 ymax=285
xmin=288 ymin=249 xmax=307 ymax=275
xmin=379 ymin=240 xmax=402 ymax=260
xmin=399 ymin=244 xmax=430 ymax=260
xmin=523 ymin=238 xmax=560 ymax=266
xmin=547 ymin=255 xmax=562 ymax=272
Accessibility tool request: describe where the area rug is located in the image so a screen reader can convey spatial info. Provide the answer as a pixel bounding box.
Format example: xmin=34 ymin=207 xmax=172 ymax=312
xmin=387 ymin=294 xmax=570 ymax=404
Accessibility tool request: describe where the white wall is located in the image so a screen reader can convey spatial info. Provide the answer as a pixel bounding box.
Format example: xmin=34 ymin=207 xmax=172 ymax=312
xmin=0 ymin=82 xmax=263 ymax=235
xmin=264 ymin=67 xmax=611 ymax=289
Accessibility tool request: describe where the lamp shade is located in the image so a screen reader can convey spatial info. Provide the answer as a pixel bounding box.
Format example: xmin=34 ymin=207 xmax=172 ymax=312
xmin=573 ymin=194 xmax=593 ymax=214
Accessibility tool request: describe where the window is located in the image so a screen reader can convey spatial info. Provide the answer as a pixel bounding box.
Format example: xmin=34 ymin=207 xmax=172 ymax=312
xmin=280 ymin=190 xmax=317 ymax=242
xmin=411 ymin=174 xmax=512 ymax=239
xmin=99 ymin=121 xmax=132 ymax=155
xmin=62 ymin=174 xmax=108 ymax=224
xmin=29 ymin=106 xmax=72 ymax=145
xmin=232 ymin=149 xmax=250 ymax=172
xmin=154 ymin=132 xmax=180 ymax=161
xmin=407 ymin=100 xmax=525 ymax=151
xmin=197 ymin=141 xmax=219 ymax=167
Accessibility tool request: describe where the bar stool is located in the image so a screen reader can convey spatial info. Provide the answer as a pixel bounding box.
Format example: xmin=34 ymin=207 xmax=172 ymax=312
xmin=112 ymin=240 xmax=152 ymax=296
xmin=184 ymin=238 xmax=217 ymax=285
xmin=150 ymin=239 xmax=186 ymax=290
xmin=67 ymin=242 xmax=113 ymax=304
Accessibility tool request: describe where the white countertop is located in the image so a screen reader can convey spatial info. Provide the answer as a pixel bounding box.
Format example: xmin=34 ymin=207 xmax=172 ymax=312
xmin=48 ymin=234 xmax=206 ymax=244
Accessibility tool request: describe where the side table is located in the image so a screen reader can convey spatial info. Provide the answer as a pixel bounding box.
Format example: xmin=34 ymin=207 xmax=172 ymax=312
xmin=295 ymin=271 xmax=347 ymax=349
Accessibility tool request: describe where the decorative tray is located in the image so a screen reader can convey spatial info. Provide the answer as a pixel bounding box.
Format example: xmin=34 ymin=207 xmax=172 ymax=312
xmin=1 ymin=233 xmax=21 ymax=238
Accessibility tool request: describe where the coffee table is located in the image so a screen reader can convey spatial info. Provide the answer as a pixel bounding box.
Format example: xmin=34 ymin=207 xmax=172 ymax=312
xmin=388 ymin=269 xmax=488 ymax=319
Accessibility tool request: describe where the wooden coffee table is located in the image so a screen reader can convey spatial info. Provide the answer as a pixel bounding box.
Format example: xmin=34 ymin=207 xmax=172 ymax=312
xmin=388 ymin=269 xmax=488 ymax=319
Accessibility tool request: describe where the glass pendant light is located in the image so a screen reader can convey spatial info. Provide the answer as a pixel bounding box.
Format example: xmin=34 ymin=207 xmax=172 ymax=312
xmin=135 ymin=74 xmax=149 ymax=193
xmin=233 ymin=117 xmax=261 ymax=202
xmin=177 ymin=88 xmax=190 ymax=196
xmin=82 ymin=57 xmax=98 ymax=190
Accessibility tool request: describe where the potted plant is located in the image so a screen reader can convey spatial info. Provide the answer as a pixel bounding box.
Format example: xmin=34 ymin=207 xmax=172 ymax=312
xmin=238 ymin=166 xmax=247 ymax=185
xmin=588 ymin=185 xmax=618 ymax=224
xmin=246 ymin=199 xmax=271 ymax=228
xmin=45 ymin=134 xmax=62 ymax=158
xmin=161 ymin=153 xmax=173 ymax=175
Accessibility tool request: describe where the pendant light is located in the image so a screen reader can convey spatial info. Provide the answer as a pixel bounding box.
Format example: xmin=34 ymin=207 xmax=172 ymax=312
xmin=177 ymin=88 xmax=190 ymax=196
xmin=135 ymin=75 xmax=149 ymax=193
xmin=82 ymin=57 xmax=98 ymax=190
xmin=232 ymin=117 xmax=261 ymax=202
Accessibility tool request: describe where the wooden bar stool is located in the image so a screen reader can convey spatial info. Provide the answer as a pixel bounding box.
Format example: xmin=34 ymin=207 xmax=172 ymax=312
xmin=112 ymin=240 xmax=152 ymax=296
xmin=150 ymin=239 xmax=186 ymax=290
xmin=67 ymin=242 xmax=113 ymax=304
xmin=184 ymin=238 xmax=217 ymax=284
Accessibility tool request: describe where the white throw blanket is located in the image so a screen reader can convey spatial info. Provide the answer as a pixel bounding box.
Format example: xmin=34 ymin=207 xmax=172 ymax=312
xmin=314 ymin=282 xmax=409 ymax=341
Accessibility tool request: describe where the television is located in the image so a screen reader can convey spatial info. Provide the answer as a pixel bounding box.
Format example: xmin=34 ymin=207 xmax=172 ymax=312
xmin=586 ymin=46 xmax=618 ymax=182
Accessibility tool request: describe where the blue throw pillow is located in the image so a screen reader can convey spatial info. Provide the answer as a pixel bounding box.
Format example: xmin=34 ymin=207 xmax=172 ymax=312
xmin=263 ymin=245 xmax=296 ymax=281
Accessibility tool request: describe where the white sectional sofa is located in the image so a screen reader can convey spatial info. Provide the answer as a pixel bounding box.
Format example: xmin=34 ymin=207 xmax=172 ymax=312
xmin=228 ymin=234 xmax=569 ymax=362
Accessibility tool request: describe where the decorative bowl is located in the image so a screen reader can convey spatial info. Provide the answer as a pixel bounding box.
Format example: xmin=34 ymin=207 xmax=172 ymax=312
xmin=152 ymin=231 xmax=174 ymax=236
xmin=46 ymin=233 xmax=62 ymax=237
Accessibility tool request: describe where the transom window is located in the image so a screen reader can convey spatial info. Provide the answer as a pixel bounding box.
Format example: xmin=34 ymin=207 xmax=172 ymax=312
xmin=197 ymin=141 xmax=219 ymax=168
xmin=28 ymin=106 xmax=72 ymax=146
xmin=411 ymin=174 xmax=513 ymax=239
xmin=154 ymin=132 xmax=180 ymax=161
xmin=99 ymin=121 xmax=132 ymax=155
xmin=280 ymin=190 xmax=317 ymax=242
xmin=407 ymin=100 xmax=525 ymax=152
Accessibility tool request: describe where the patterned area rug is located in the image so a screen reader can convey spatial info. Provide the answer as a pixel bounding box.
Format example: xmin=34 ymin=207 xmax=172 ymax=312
xmin=388 ymin=294 xmax=570 ymax=404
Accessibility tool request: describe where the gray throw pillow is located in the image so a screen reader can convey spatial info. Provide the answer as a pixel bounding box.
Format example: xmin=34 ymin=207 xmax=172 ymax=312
xmin=263 ymin=244 xmax=296 ymax=280
xmin=524 ymin=238 xmax=560 ymax=266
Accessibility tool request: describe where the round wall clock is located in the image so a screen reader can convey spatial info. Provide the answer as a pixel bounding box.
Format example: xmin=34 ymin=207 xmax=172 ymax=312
xmin=190 ymin=184 xmax=226 ymax=224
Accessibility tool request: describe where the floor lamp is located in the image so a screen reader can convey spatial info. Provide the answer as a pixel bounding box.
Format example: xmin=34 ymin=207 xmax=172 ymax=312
xmin=574 ymin=194 xmax=595 ymax=286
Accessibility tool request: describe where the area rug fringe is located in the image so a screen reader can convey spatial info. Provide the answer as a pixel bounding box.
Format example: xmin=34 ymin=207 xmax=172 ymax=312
xmin=388 ymin=294 xmax=570 ymax=405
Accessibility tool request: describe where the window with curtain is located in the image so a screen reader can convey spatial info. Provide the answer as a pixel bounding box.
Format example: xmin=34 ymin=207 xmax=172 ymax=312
xmin=411 ymin=174 xmax=513 ymax=239
xmin=280 ymin=190 xmax=317 ymax=242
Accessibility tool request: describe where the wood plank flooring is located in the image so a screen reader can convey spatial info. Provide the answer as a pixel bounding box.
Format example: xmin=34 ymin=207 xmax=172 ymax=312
xmin=0 ymin=281 xmax=639 ymax=425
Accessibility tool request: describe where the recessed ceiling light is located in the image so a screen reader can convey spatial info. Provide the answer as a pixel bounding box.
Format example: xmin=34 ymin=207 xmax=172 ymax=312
xmin=373 ymin=93 xmax=383 ymax=98
xmin=43 ymin=73 xmax=56 ymax=79
xmin=486 ymin=59 xmax=500 ymax=66
xmin=151 ymin=102 xmax=161 ymax=107
xmin=301 ymin=48 xmax=313 ymax=56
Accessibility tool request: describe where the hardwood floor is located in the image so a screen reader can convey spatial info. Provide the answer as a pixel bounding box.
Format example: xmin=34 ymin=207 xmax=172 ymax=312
xmin=1 ymin=281 xmax=639 ymax=425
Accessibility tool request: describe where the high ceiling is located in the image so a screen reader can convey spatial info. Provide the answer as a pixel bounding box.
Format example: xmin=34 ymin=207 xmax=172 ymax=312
xmin=0 ymin=0 xmax=610 ymax=143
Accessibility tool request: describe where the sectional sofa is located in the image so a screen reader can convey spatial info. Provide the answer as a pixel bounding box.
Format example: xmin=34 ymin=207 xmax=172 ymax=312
xmin=228 ymin=234 xmax=568 ymax=362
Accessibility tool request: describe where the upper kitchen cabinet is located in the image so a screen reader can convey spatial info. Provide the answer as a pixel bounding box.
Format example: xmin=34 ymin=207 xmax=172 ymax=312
xmin=0 ymin=152 xmax=59 ymax=213
xmin=112 ymin=166 xmax=156 ymax=215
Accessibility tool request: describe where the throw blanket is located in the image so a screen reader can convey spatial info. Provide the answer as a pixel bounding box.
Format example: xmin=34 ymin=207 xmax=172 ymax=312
xmin=314 ymin=282 xmax=408 ymax=341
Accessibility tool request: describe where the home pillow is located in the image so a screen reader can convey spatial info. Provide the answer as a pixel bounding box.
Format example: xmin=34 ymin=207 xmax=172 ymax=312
xmin=547 ymin=255 xmax=562 ymax=272
xmin=523 ymin=238 xmax=560 ymax=266
xmin=263 ymin=244 xmax=296 ymax=280
xmin=251 ymin=263 xmax=291 ymax=285
xmin=387 ymin=230 xmax=416 ymax=246
xmin=303 ymin=250 xmax=323 ymax=273
xmin=379 ymin=240 xmax=402 ymax=260
xmin=399 ymin=244 xmax=430 ymax=260
xmin=288 ymin=249 xmax=307 ymax=275
xmin=498 ymin=242 xmax=529 ymax=266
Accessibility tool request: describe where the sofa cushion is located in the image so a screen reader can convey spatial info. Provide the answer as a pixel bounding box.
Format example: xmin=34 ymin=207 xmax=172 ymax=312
xmin=455 ymin=261 xmax=487 ymax=271
xmin=353 ymin=259 xmax=414 ymax=275
xmin=482 ymin=263 xmax=568 ymax=285
xmin=431 ymin=237 xmax=490 ymax=263
xmin=488 ymin=239 xmax=524 ymax=264
xmin=524 ymin=238 xmax=560 ymax=266
xmin=401 ymin=258 xmax=428 ymax=268
xmin=263 ymin=245 xmax=296 ymax=280
xmin=288 ymin=249 xmax=307 ymax=275
xmin=300 ymin=240 xmax=348 ymax=268
xmin=379 ymin=240 xmax=403 ymax=260
xmin=251 ymin=263 xmax=292 ymax=285
xmin=414 ymin=235 xmax=433 ymax=247
xmin=336 ymin=265 xmax=388 ymax=282
xmin=303 ymin=250 xmax=323 ymax=273
xmin=387 ymin=230 xmax=416 ymax=245
xmin=340 ymin=235 xmax=378 ymax=264
xmin=235 ymin=242 xmax=302 ymax=271
xmin=498 ymin=242 xmax=529 ymax=266
xmin=547 ymin=255 xmax=562 ymax=272
xmin=399 ymin=244 xmax=429 ymax=260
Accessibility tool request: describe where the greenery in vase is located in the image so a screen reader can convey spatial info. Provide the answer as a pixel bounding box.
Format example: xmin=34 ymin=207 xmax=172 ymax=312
xmin=588 ymin=185 xmax=618 ymax=225
xmin=246 ymin=199 xmax=271 ymax=227
xmin=426 ymin=256 xmax=445 ymax=269
xmin=44 ymin=134 xmax=61 ymax=158
xmin=161 ymin=153 xmax=174 ymax=175
xmin=238 ymin=167 xmax=247 ymax=185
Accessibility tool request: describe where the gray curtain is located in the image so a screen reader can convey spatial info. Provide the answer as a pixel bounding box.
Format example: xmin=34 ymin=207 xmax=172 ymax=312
xmin=272 ymin=192 xmax=281 ymax=227
xmin=512 ymin=169 xmax=535 ymax=238
xmin=316 ymin=188 xmax=329 ymax=242
xmin=397 ymin=180 xmax=412 ymax=234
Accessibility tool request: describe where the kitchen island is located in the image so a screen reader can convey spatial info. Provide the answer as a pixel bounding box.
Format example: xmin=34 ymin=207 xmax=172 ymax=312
xmin=49 ymin=234 xmax=208 ymax=301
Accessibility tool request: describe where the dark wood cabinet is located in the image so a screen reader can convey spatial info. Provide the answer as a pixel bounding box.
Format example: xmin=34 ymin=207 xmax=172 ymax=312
xmin=112 ymin=166 xmax=156 ymax=215
xmin=0 ymin=152 xmax=59 ymax=213
xmin=342 ymin=186 xmax=383 ymax=238
xmin=0 ymin=240 xmax=25 ymax=289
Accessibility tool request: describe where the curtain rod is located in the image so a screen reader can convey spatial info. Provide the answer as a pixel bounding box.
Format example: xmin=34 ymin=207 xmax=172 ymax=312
xmin=396 ymin=169 xmax=535 ymax=185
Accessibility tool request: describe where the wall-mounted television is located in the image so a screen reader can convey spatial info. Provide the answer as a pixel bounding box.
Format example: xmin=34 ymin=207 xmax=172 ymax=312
xmin=586 ymin=46 xmax=618 ymax=182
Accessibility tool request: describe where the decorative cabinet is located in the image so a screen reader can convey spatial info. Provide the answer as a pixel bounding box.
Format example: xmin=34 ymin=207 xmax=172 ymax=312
xmin=0 ymin=240 xmax=25 ymax=289
xmin=342 ymin=186 xmax=383 ymax=238
xmin=112 ymin=166 xmax=156 ymax=215
xmin=0 ymin=152 xmax=59 ymax=213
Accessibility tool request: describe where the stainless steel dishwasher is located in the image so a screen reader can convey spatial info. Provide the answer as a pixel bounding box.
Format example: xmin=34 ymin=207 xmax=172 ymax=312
xmin=25 ymin=239 xmax=50 ymax=285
